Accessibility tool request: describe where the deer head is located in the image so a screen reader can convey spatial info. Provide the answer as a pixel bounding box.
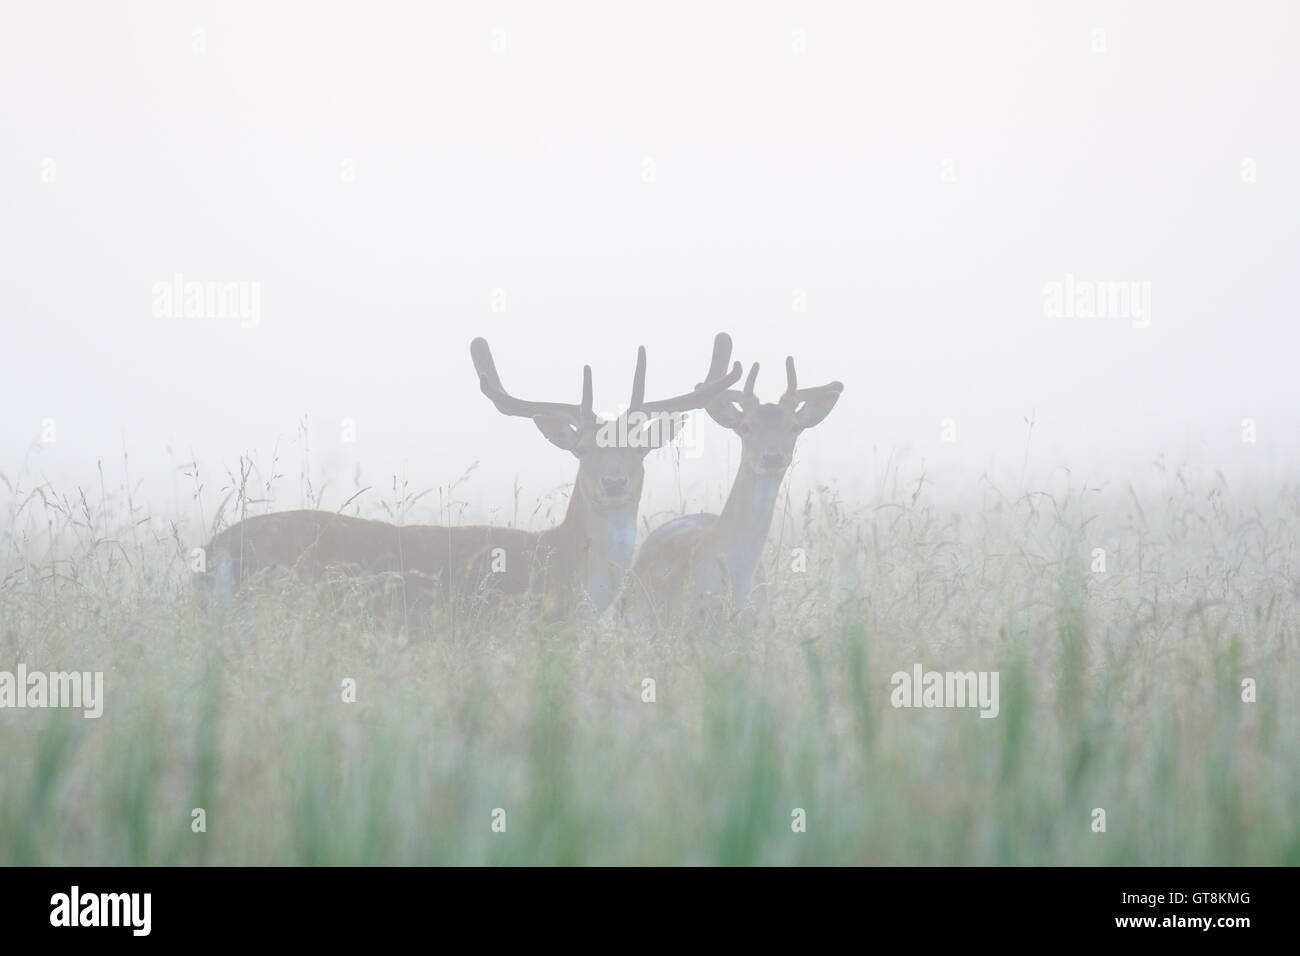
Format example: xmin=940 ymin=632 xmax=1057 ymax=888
xmin=470 ymin=333 xmax=743 ymax=512
xmin=704 ymin=356 xmax=843 ymax=478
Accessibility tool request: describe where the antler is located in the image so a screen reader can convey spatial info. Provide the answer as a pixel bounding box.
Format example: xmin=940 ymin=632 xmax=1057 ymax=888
xmin=712 ymin=361 xmax=762 ymax=412
xmin=473 ymin=332 xmax=741 ymax=427
xmin=471 ymin=337 xmax=595 ymax=422
xmin=780 ymin=355 xmax=843 ymax=409
xmin=633 ymin=332 xmax=743 ymax=416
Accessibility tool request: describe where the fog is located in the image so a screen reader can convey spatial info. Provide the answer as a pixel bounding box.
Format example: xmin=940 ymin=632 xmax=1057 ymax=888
xmin=3 ymin=1 xmax=1297 ymax=530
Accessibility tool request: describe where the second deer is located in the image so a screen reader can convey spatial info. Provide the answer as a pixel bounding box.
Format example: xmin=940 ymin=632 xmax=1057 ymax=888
xmin=625 ymin=355 xmax=842 ymax=630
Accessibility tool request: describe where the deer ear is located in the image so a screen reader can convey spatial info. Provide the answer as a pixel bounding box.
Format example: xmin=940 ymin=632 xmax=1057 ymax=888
xmin=532 ymin=413 xmax=582 ymax=453
xmin=705 ymin=398 xmax=745 ymax=430
xmin=793 ymin=386 xmax=842 ymax=431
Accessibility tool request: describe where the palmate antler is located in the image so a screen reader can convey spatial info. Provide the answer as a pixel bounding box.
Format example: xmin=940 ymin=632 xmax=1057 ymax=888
xmin=780 ymin=355 xmax=844 ymax=410
xmin=470 ymin=337 xmax=595 ymax=424
xmin=709 ymin=353 xmax=842 ymax=416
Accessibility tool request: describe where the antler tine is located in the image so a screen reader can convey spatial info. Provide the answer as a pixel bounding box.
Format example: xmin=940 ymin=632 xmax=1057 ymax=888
xmin=469 ymin=336 xmax=502 ymax=386
xmin=581 ymin=364 xmax=594 ymax=420
xmin=629 ymin=346 xmax=647 ymax=411
xmin=799 ymin=380 xmax=845 ymax=397
xmin=470 ymin=337 xmax=585 ymax=421
xmin=742 ymin=362 xmax=761 ymax=409
xmin=638 ymin=332 xmax=743 ymax=415
xmin=780 ymin=356 xmax=798 ymax=407
xmin=789 ymin=378 xmax=846 ymax=403
xmin=705 ymin=332 xmax=732 ymax=384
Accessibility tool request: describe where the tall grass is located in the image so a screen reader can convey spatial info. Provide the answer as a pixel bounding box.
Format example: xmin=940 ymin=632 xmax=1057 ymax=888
xmin=0 ymin=457 xmax=1296 ymax=864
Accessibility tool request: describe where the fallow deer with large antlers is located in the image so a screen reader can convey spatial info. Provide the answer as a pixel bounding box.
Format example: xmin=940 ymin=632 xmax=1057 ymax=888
xmin=624 ymin=355 xmax=842 ymax=630
xmin=198 ymin=333 xmax=741 ymax=624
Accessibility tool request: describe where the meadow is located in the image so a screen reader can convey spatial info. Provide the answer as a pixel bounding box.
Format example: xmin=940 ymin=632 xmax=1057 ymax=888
xmin=1 ymin=453 xmax=1296 ymax=865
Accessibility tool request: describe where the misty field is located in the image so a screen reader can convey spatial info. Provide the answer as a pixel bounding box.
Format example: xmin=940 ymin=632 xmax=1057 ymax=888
xmin=1 ymin=457 xmax=1297 ymax=866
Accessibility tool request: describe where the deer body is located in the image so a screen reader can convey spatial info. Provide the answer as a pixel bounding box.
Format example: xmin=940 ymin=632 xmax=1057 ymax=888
xmin=198 ymin=334 xmax=740 ymax=623
xmin=204 ymin=486 xmax=634 ymax=620
xmin=627 ymin=357 xmax=842 ymax=631
xmin=632 ymin=464 xmax=783 ymax=623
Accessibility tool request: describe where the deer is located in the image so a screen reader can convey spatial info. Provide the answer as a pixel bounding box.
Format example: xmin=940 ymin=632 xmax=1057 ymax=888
xmin=623 ymin=355 xmax=842 ymax=631
xmin=197 ymin=333 xmax=742 ymax=625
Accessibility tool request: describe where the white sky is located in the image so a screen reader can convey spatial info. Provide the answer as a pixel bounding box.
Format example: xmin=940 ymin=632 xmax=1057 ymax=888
xmin=2 ymin=1 xmax=1297 ymax=528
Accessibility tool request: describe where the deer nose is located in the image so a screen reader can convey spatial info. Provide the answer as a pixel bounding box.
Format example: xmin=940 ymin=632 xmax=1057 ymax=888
xmin=601 ymin=475 xmax=629 ymax=496
xmin=761 ymin=452 xmax=786 ymax=470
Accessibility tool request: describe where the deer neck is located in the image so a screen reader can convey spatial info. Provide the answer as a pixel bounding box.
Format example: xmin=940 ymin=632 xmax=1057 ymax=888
xmin=548 ymin=477 xmax=637 ymax=611
xmin=709 ymin=461 xmax=783 ymax=599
